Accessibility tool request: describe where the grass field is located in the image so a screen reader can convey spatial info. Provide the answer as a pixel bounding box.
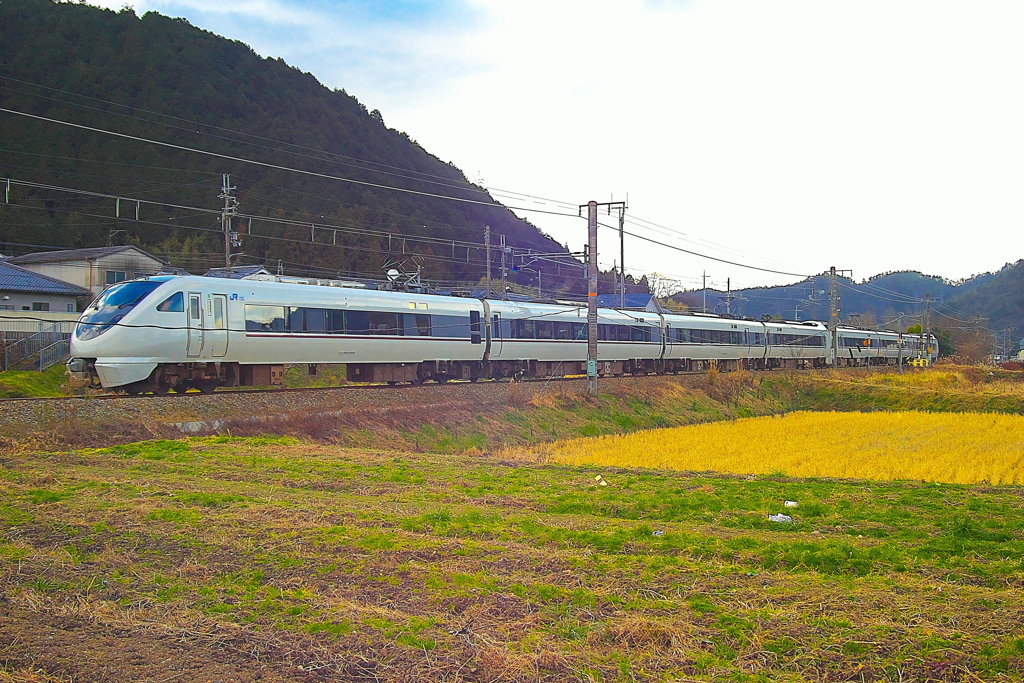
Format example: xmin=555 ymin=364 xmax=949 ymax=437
xmin=521 ymin=410 xmax=1024 ymax=485
xmin=3 ymin=436 xmax=1024 ymax=681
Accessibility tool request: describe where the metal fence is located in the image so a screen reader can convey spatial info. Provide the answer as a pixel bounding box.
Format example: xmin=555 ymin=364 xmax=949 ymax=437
xmin=1 ymin=322 xmax=75 ymax=371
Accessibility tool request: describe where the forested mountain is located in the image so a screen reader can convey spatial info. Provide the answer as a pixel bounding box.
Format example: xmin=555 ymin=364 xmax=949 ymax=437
xmin=0 ymin=0 xmax=593 ymax=291
xmin=686 ymin=265 xmax=1019 ymax=333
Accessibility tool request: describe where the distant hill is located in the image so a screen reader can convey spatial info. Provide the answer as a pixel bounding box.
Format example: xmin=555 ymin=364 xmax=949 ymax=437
xmin=687 ymin=264 xmax=1019 ymax=332
xmin=0 ymin=0 xmax=593 ymax=291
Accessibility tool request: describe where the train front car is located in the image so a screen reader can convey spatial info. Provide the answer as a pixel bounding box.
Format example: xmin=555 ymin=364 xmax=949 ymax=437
xmin=67 ymin=276 xmax=187 ymax=393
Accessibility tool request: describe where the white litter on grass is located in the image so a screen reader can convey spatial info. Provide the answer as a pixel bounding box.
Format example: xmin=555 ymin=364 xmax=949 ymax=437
xmin=768 ymin=513 xmax=793 ymax=524
xmin=594 ymin=475 xmax=609 ymax=486
xmin=784 ymin=500 xmax=799 ymax=508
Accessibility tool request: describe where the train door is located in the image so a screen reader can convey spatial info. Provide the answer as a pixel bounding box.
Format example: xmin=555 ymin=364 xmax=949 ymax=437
xmin=186 ymin=292 xmax=203 ymax=357
xmin=208 ymin=294 xmax=228 ymax=357
xmin=470 ymin=310 xmax=482 ymax=345
xmin=491 ymin=313 xmax=503 ymax=355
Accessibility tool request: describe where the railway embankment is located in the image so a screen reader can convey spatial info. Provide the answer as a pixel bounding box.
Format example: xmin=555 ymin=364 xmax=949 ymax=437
xmin=1 ymin=367 xmax=1021 ymax=454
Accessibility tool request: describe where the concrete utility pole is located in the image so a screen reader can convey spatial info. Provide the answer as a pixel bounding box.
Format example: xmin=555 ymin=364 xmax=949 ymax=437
xmin=617 ymin=203 xmax=626 ymax=308
xmin=484 ymin=225 xmax=491 ymax=298
xmin=579 ymin=199 xmax=626 ymax=394
xmin=500 ymin=234 xmax=508 ymax=300
xmin=586 ymin=201 xmax=599 ymax=394
xmin=219 ymin=174 xmax=239 ymax=273
xmin=702 ymin=271 xmax=708 ymax=313
xmin=923 ymin=293 xmax=931 ymax=358
xmin=828 ymin=266 xmax=853 ymax=365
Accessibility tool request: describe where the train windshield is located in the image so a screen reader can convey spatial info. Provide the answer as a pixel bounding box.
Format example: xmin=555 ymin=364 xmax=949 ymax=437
xmin=75 ymin=280 xmax=164 ymax=341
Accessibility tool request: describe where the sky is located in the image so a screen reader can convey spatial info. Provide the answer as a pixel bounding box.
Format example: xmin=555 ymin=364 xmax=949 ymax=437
xmin=88 ymin=0 xmax=1024 ymax=291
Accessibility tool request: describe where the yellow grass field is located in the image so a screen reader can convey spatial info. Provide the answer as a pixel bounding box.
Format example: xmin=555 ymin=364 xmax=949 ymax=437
xmin=537 ymin=411 xmax=1024 ymax=484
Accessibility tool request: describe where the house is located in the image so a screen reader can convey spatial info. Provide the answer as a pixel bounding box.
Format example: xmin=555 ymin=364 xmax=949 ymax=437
xmin=596 ymin=293 xmax=660 ymax=312
xmin=0 ymin=259 xmax=91 ymax=313
xmin=203 ymin=265 xmax=272 ymax=279
xmin=8 ymin=246 xmax=168 ymax=297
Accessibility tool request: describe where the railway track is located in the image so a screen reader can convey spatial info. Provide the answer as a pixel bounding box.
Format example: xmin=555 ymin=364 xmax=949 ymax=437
xmin=0 ymin=370 xmax=716 ymax=403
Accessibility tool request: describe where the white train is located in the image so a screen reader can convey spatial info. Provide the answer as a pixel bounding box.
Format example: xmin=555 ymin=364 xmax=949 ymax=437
xmin=66 ymin=275 xmax=939 ymax=393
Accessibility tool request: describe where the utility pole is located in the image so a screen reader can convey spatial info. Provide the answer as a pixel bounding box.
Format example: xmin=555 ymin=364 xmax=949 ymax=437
xmin=586 ymin=201 xmax=599 ymax=394
xmin=219 ymin=174 xmax=239 ymax=273
xmin=616 ymin=203 xmax=626 ymax=308
xmin=579 ymin=199 xmax=625 ymax=394
xmin=500 ymin=234 xmax=508 ymax=300
xmin=828 ymin=266 xmax=852 ymax=365
xmin=702 ymin=271 xmax=707 ymax=313
xmin=923 ymin=293 xmax=931 ymax=359
xmin=484 ymin=225 xmax=491 ymax=298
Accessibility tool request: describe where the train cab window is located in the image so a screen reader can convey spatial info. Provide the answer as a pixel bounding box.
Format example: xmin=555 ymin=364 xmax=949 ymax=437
xmin=369 ymin=311 xmax=399 ymax=335
xmin=156 ymin=292 xmax=184 ymax=312
xmin=245 ymin=305 xmax=286 ymax=332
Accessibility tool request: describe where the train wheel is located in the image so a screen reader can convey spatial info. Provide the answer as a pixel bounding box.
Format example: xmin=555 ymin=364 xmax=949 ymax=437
xmin=154 ymin=382 xmax=171 ymax=394
xmin=196 ymin=381 xmax=218 ymax=394
xmin=170 ymin=382 xmax=191 ymax=393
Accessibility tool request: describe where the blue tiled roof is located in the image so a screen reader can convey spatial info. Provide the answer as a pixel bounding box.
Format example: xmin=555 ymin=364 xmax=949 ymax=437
xmin=0 ymin=260 xmax=91 ymax=296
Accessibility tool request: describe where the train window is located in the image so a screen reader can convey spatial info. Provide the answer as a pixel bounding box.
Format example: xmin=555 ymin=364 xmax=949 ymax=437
xmin=346 ymin=310 xmax=370 ymax=335
xmin=434 ymin=315 xmax=469 ymax=338
xmin=403 ymin=313 xmax=431 ymax=336
xmin=245 ymin=305 xmax=286 ymax=332
xmin=305 ymin=308 xmax=327 ymax=333
xmin=571 ymin=322 xmax=586 ymax=340
xmin=328 ymin=309 xmax=346 ymax=334
xmin=156 ymin=292 xmax=184 ymax=312
xmin=369 ymin=311 xmax=399 ymax=335
xmin=554 ymin=322 xmax=570 ymax=339
xmin=631 ymin=326 xmax=646 ymax=342
xmin=287 ymin=307 xmax=304 ymax=331
xmin=515 ymin=319 xmax=536 ymax=339
xmin=536 ymin=321 xmax=553 ymax=339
